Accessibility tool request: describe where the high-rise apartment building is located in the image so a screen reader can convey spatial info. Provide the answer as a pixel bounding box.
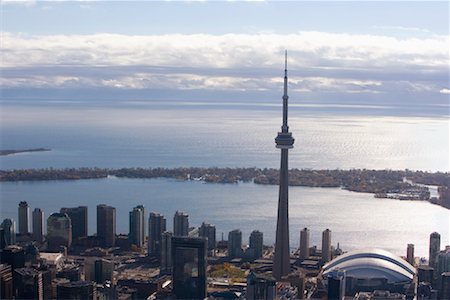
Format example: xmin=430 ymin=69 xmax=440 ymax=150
xmin=18 ymin=201 xmax=30 ymax=235
xmin=429 ymin=232 xmax=441 ymax=269
xmin=228 ymin=229 xmax=242 ymax=258
xmin=97 ymin=205 xmax=116 ymax=247
xmin=322 ymin=229 xmax=332 ymax=263
xmin=300 ymin=227 xmax=310 ymax=260
xmin=148 ymin=212 xmax=166 ymax=257
xmin=171 ymin=236 xmax=207 ymax=299
xmin=60 ymin=206 xmax=88 ymax=240
xmin=85 ymin=258 xmax=114 ymax=284
xmin=129 ymin=205 xmax=145 ymax=248
xmin=199 ymin=221 xmax=216 ymax=253
xmin=160 ymin=231 xmax=173 ymax=274
xmin=273 ymin=52 xmax=294 ymax=280
xmin=407 ymin=244 xmax=414 ymax=265
xmin=173 ymin=211 xmax=189 ymax=237
xmin=47 ymin=213 xmax=72 ymax=251
xmin=32 ymin=208 xmax=44 ymax=243
xmin=249 ymin=230 xmax=264 ymax=259
xmin=1 ymin=219 xmax=16 ymax=246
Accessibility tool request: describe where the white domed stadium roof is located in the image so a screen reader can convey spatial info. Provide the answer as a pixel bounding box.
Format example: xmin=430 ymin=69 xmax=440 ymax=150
xmin=322 ymin=248 xmax=415 ymax=283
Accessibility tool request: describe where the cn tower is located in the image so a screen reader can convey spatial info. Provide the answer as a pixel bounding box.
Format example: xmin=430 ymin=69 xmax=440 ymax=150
xmin=273 ymin=51 xmax=294 ymax=280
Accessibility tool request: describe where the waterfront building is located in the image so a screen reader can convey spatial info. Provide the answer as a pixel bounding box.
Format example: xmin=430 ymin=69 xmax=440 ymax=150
xmin=60 ymin=206 xmax=88 ymax=240
xmin=171 ymin=236 xmax=207 ymax=299
xmin=249 ymin=230 xmax=264 ymax=259
xmin=18 ymin=201 xmax=30 ymax=235
xmin=56 ymin=280 xmax=96 ymax=300
xmin=160 ymin=231 xmax=172 ymax=274
xmin=32 ymin=208 xmax=44 ymax=243
xmin=13 ymin=267 xmax=43 ymax=300
xmin=300 ymin=227 xmax=310 ymax=260
xmin=97 ymin=204 xmax=116 ymax=247
xmin=173 ymin=211 xmax=189 ymax=237
xmin=228 ymin=229 xmax=242 ymax=258
xmin=0 ymin=264 xmax=13 ymax=299
xmin=148 ymin=212 xmax=166 ymax=257
xmin=47 ymin=213 xmax=72 ymax=251
xmin=406 ymin=243 xmax=414 ymax=265
xmin=1 ymin=219 xmax=16 ymax=246
xmin=417 ymin=265 xmax=434 ymax=284
xmin=199 ymin=221 xmax=216 ymax=254
xmin=273 ymin=51 xmax=295 ymax=280
xmin=322 ymin=229 xmax=332 ymax=263
xmin=129 ymin=205 xmax=145 ymax=248
xmin=429 ymin=232 xmax=441 ymax=269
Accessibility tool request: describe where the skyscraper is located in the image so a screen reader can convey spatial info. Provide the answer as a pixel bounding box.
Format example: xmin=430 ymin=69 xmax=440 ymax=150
xmin=249 ymin=230 xmax=264 ymax=259
xmin=160 ymin=231 xmax=173 ymax=274
xmin=199 ymin=221 xmax=216 ymax=254
xmin=0 ymin=264 xmax=13 ymax=300
xmin=148 ymin=212 xmax=166 ymax=257
xmin=429 ymin=232 xmax=441 ymax=270
xmin=56 ymin=281 xmax=96 ymax=300
xmin=47 ymin=213 xmax=72 ymax=251
xmin=406 ymin=243 xmax=414 ymax=265
xmin=97 ymin=205 xmax=116 ymax=247
xmin=322 ymin=228 xmax=332 ymax=263
xmin=18 ymin=201 xmax=30 ymax=235
xmin=228 ymin=229 xmax=242 ymax=259
xmin=1 ymin=219 xmax=16 ymax=246
xmin=60 ymin=206 xmax=88 ymax=240
xmin=13 ymin=267 xmax=44 ymax=300
xmin=32 ymin=208 xmax=44 ymax=243
xmin=273 ymin=51 xmax=294 ymax=280
xmin=173 ymin=211 xmax=189 ymax=237
xmin=300 ymin=227 xmax=310 ymax=260
xmin=171 ymin=236 xmax=207 ymax=299
xmin=129 ymin=205 xmax=145 ymax=248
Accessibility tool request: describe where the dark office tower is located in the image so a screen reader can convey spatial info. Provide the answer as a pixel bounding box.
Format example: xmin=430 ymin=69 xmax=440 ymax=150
xmin=32 ymin=208 xmax=44 ymax=243
xmin=1 ymin=245 xmax=25 ymax=272
xmin=18 ymin=201 xmax=30 ymax=234
xmin=161 ymin=231 xmax=172 ymax=274
xmin=429 ymin=232 xmax=441 ymax=269
xmin=0 ymin=228 xmax=5 ymax=250
xmin=249 ymin=230 xmax=264 ymax=259
xmin=407 ymin=244 xmax=415 ymax=265
xmin=246 ymin=271 xmax=277 ymax=300
xmin=199 ymin=221 xmax=216 ymax=254
xmin=0 ymin=264 xmax=13 ymax=299
xmin=300 ymin=228 xmax=310 ymax=260
xmin=56 ymin=281 xmax=96 ymax=300
xmin=129 ymin=205 xmax=145 ymax=248
xmin=441 ymin=272 xmax=450 ymax=300
xmin=47 ymin=213 xmax=72 ymax=251
xmin=273 ymin=51 xmax=294 ymax=280
xmin=97 ymin=204 xmax=116 ymax=247
xmin=322 ymin=229 xmax=332 ymax=263
xmin=60 ymin=206 xmax=88 ymax=240
xmin=14 ymin=267 xmax=43 ymax=300
xmin=228 ymin=229 xmax=242 ymax=259
xmin=171 ymin=236 xmax=207 ymax=299
xmin=173 ymin=211 xmax=189 ymax=237
xmin=1 ymin=218 xmax=16 ymax=246
xmin=327 ymin=269 xmax=346 ymax=300
xmin=148 ymin=212 xmax=166 ymax=257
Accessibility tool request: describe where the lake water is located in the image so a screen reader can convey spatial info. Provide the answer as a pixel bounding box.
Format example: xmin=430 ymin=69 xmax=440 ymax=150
xmin=0 ymin=99 xmax=449 ymax=258
xmin=1 ymin=177 xmax=448 ymax=258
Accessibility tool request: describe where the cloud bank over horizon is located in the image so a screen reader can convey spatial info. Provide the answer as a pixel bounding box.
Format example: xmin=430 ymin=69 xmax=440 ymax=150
xmin=1 ymin=31 xmax=449 ymax=106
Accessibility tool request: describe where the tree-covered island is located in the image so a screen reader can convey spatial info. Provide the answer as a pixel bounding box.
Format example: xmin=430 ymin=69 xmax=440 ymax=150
xmin=1 ymin=167 xmax=449 ymax=209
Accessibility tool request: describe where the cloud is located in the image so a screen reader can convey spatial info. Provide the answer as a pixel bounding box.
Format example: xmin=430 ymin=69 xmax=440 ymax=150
xmin=440 ymin=88 xmax=450 ymax=94
xmin=1 ymin=31 xmax=449 ymax=96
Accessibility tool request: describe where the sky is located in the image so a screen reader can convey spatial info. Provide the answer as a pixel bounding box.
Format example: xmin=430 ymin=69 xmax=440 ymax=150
xmin=1 ymin=1 xmax=449 ymax=112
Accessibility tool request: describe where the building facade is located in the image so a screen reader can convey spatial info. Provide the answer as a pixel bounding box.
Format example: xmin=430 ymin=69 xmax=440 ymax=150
xmin=18 ymin=201 xmax=30 ymax=235
xmin=228 ymin=229 xmax=242 ymax=258
xmin=300 ymin=227 xmax=310 ymax=260
xmin=249 ymin=230 xmax=264 ymax=259
xmin=148 ymin=212 xmax=166 ymax=257
xmin=129 ymin=205 xmax=145 ymax=248
xmin=199 ymin=221 xmax=216 ymax=254
xmin=322 ymin=229 xmax=332 ymax=263
xmin=32 ymin=208 xmax=44 ymax=243
xmin=97 ymin=205 xmax=116 ymax=247
xmin=173 ymin=211 xmax=189 ymax=237
xmin=47 ymin=213 xmax=72 ymax=251
xmin=60 ymin=206 xmax=88 ymax=240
